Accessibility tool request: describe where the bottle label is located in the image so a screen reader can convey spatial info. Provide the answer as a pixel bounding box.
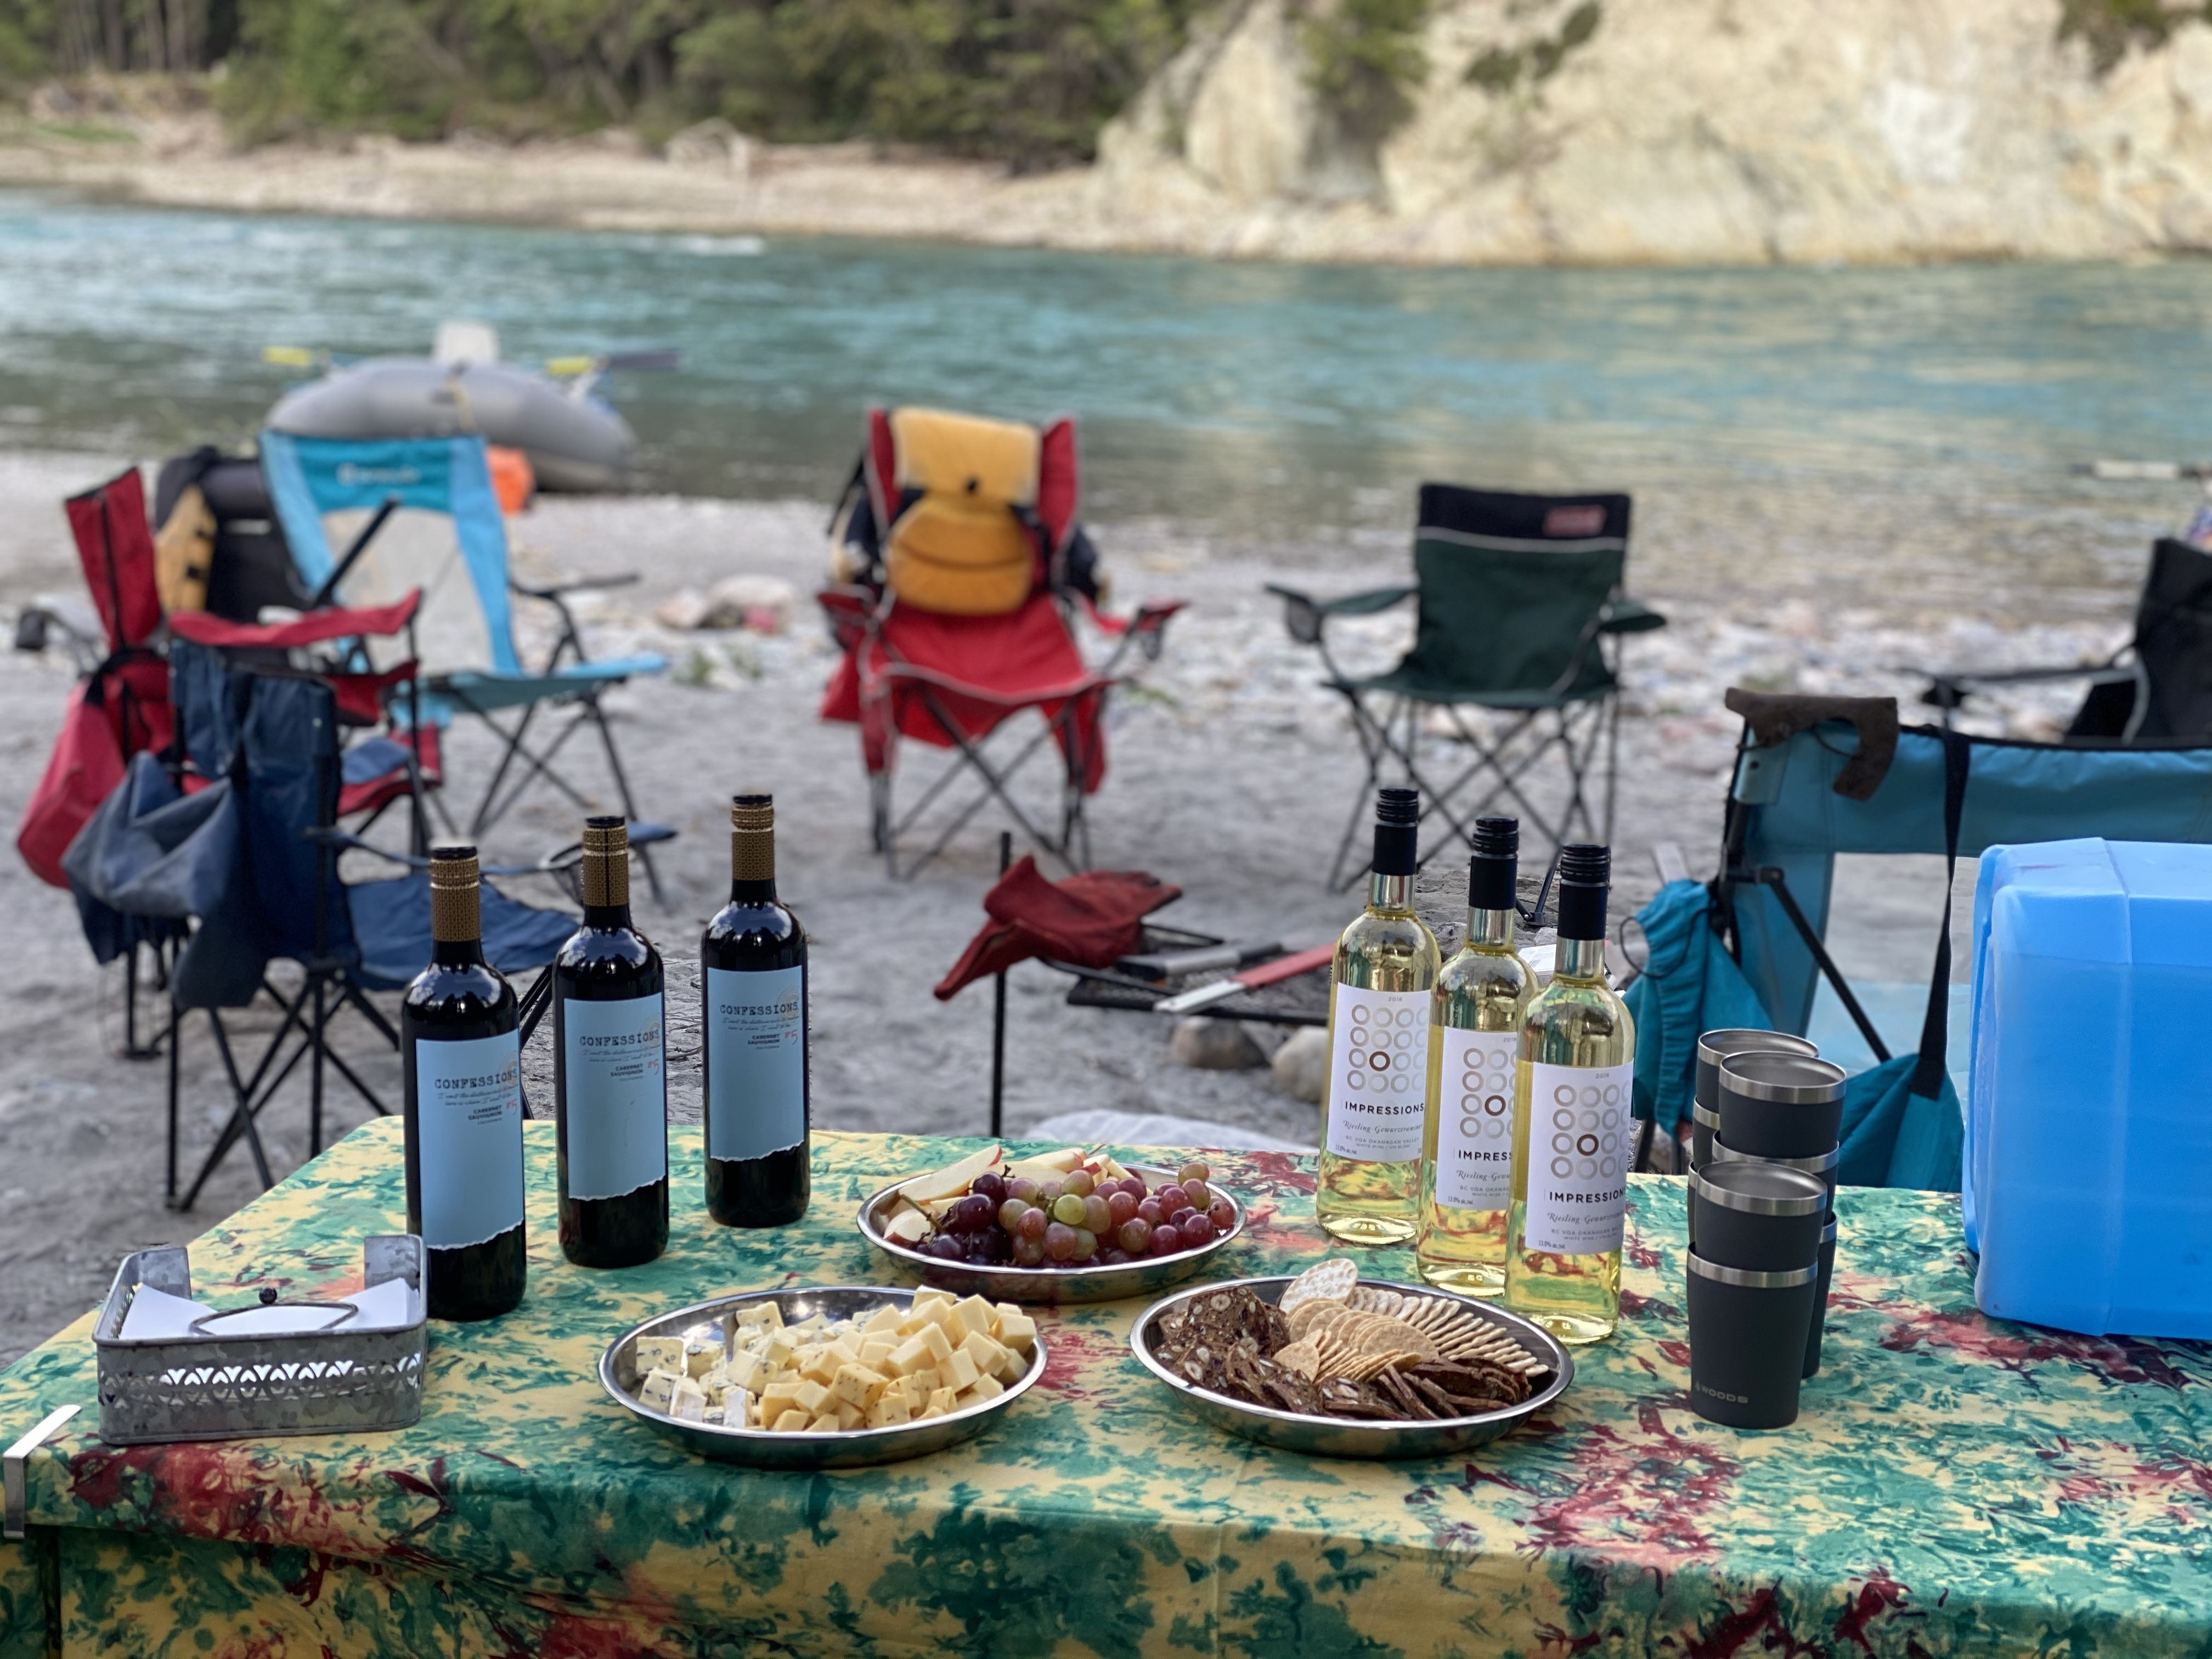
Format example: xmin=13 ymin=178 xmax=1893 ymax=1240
xmin=1522 ymin=1060 xmax=1633 ymax=1255
xmin=415 ymin=1030 xmax=525 ymax=1250
xmin=706 ymin=965 xmax=806 ymax=1161
xmin=1325 ymin=983 xmax=1431 ymax=1162
xmin=561 ymin=992 xmax=668 ymax=1200
xmin=1435 ymin=1028 xmax=1517 ymax=1209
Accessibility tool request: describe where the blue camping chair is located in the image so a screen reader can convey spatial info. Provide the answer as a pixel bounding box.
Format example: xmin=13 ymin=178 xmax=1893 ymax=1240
xmin=1627 ymin=690 xmax=2212 ymax=1190
xmin=66 ymin=640 xmax=580 ymax=1209
xmin=257 ymin=432 xmax=671 ymax=900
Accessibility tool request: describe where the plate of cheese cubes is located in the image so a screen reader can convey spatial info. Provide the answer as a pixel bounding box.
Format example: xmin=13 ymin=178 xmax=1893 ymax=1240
xmin=599 ymin=1285 xmax=1047 ymax=1468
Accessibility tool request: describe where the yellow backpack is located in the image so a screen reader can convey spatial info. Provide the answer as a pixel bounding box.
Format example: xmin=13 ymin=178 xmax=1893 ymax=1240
xmin=879 ymin=409 xmax=1042 ymax=616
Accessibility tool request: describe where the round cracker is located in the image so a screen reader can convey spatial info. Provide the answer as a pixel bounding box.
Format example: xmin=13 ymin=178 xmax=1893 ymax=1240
xmin=1342 ymin=1313 xmax=1439 ymax=1363
xmin=1279 ymin=1257 xmax=1358 ymax=1315
xmin=1273 ymin=1336 xmax=1324 ymax=1380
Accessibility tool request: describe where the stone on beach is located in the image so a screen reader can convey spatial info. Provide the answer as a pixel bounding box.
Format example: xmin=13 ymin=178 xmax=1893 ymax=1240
xmin=1271 ymin=1026 xmax=1329 ymax=1104
xmin=1171 ymin=1017 xmax=1268 ymax=1070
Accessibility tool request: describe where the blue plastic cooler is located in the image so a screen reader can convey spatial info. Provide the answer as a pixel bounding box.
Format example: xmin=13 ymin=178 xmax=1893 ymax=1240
xmin=1967 ymin=838 xmax=2212 ymax=1338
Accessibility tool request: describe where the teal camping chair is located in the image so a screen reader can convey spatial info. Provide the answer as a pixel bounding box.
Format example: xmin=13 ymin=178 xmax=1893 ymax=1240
xmin=1269 ymin=484 xmax=1663 ymax=888
xmin=1626 ymin=690 xmax=2212 ymax=1190
xmin=258 ymin=432 xmax=670 ymax=899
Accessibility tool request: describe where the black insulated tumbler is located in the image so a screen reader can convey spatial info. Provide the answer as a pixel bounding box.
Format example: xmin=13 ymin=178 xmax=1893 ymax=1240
xmin=1687 ymin=1254 xmax=1819 ymax=1430
xmin=1688 ymin=1160 xmax=1828 ymax=1272
xmin=1692 ymin=1030 xmax=1818 ymax=1175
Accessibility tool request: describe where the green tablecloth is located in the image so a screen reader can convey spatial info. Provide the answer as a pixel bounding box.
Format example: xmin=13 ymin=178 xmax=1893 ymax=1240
xmin=3 ymin=1119 xmax=2210 ymax=1656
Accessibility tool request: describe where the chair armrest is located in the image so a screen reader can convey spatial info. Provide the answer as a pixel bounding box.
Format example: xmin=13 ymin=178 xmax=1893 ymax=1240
xmin=1599 ymin=596 xmax=1666 ymax=634
xmin=1265 ymin=583 xmax=1414 ymax=648
xmin=305 ymin=827 xmax=552 ymax=879
xmin=1921 ymin=659 xmax=2134 ymax=709
xmin=510 ymin=572 xmax=641 ymax=601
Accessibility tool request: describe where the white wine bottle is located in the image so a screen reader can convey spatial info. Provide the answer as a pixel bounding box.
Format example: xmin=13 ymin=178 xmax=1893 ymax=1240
xmin=1317 ymin=787 xmax=1441 ymax=1245
xmin=1418 ymin=817 xmax=1534 ymax=1295
xmin=1505 ymin=843 xmax=1635 ymax=1344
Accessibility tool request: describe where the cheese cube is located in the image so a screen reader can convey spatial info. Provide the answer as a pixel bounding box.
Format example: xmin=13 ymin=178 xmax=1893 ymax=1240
xmin=919 ymin=1321 xmax=957 ymax=1366
xmin=670 ymin=1378 xmax=710 ymax=1423
xmin=758 ymin=1379 xmax=805 ymax=1415
xmin=926 ymin=1300 xmax=967 ymax=1341
xmin=961 ymin=1329 xmax=1014 ymax=1381
xmin=637 ymin=1368 xmax=682 ymax=1413
xmin=889 ymin=1334 xmax=935 ymax=1376
xmin=770 ymin=1408 xmax=811 ymax=1434
xmin=863 ymin=1305 xmax=904 ymax=1336
xmin=737 ymin=1302 xmax=785 ymax=1333
xmin=912 ymin=1288 xmax=956 ymax=1315
xmin=792 ymin=1378 xmax=832 ymax=1417
xmin=685 ymin=1340 xmax=722 ymax=1378
xmin=904 ymin=1365 xmax=940 ymax=1398
xmin=866 ymin=1394 xmax=910 ymax=1428
xmin=808 ymin=1411 xmax=840 ymax=1431
xmin=961 ymin=1373 xmax=1006 ymax=1404
xmin=759 ymin=1335 xmax=795 ymax=1370
xmin=859 ymin=1336 xmax=898 ymax=1367
xmin=703 ymin=1407 xmax=725 ymax=1425
xmin=726 ymin=1351 xmax=769 ymax=1394
xmin=634 ymin=1336 xmax=686 ymax=1375
xmin=943 ymin=1347 xmax=980 ymax=1391
xmin=837 ymin=1401 xmax=865 ymax=1430
xmin=994 ymin=1311 xmax=1037 ymax=1354
xmin=826 ymin=1336 xmax=863 ymax=1369
xmin=798 ymin=1347 xmax=842 ymax=1386
xmin=833 ymin=1364 xmax=888 ymax=1409
xmin=926 ymin=1385 xmax=959 ymax=1418
xmin=952 ymin=1295 xmax=996 ymax=1337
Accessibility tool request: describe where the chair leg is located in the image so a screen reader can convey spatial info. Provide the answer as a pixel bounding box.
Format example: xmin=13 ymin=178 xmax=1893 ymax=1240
xmin=1328 ymin=689 xmax=1392 ymax=889
xmin=579 ymin=691 xmax=667 ymax=906
xmin=309 ymin=978 xmax=326 ymax=1160
xmin=165 ymin=995 xmax=182 ymax=1207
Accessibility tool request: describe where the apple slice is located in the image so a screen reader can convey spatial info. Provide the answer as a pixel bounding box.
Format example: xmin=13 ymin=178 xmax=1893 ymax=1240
xmin=899 ymin=1145 xmax=1004 ymax=1204
xmin=1002 ymin=1147 xmax=1085 ymax=1184
xmin=1097 ymin=1154 xmax=1134 ymax=1184
xmin=884 ymin=1207 xmax=933 ymax=1245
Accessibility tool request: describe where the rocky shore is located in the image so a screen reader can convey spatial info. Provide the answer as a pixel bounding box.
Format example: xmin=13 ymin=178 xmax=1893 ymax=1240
xmin=13 ymin=2 xmax=2212 ymax=266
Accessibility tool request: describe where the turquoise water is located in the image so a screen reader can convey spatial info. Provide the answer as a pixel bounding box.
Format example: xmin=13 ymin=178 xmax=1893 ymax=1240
xmin=4 ymin=190 xmax=2212 ymax=561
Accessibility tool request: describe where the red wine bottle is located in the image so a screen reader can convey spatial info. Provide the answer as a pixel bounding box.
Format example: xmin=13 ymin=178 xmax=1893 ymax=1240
xmin=402 ymin=847 xmax=527 ymax=1322
xmin=554 ymin=816 xmax=669 ymax=1268
xmin=701 ymin=793 xmax=809 ymax=1227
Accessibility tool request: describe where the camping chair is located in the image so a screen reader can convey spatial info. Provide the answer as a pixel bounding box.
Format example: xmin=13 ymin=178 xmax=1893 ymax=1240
xmin=256 ymin=431 xmax=672 ymax=899
xmin=819 ymin=408 xmax=1182 ymax=879
xmin=1626 ymin=689 xmax=2212 ymax=1191
xmin=1270 ymin=484 xmax=1664 ymax=888
xmin=67 ymin=639 xmax=580 ymax=1210
xmin=1922 ymin=538 xmax=2212 ymax=743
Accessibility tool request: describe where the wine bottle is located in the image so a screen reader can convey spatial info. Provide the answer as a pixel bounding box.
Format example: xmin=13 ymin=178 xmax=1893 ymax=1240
xmin=402 ymin=846 xmax=528 ymax=1322
xmin=1505 ymin=843 xmax=1635 ymax=1344
xmin=1317 ymin=786 xmax=1441 ymax=1245
xmin=554 ymin=816 xmax=670 ymax=1269
xmin=701 ymin=793 xmax=810 ymax=1227
xmin=1418 ymin=817 xmax=1534 ymax=1295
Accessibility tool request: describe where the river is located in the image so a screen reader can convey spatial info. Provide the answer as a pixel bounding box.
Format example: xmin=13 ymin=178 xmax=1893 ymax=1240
xmin=3 ymin=190 xmax=2209 ymax=596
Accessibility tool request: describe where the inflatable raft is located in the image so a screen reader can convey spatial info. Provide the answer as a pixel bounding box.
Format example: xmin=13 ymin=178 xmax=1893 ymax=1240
xmin=267 ymin=358 xmax=637 ymax=493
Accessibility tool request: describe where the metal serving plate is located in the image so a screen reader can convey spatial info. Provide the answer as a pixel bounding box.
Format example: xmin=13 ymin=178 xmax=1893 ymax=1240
xmin=858 ymin=1164 xmax=1245 ymax=1305
xmin=600 ymin=1286 xmax=1046 ymax=1470
xmin=1130 ymin=1276 xmax=1572 ymax=1460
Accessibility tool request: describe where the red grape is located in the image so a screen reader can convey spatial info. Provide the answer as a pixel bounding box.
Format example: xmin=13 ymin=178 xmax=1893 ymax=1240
xmin=1136 ymin=1198 xmax=1163 ymax=1226
xmin=1119 ymin=1177 xmax=1147 ymax=1200
xmin=1182 ymin=1178 xmax=1211 ymax=1213
xmin=1082 ymin=1194 xmax=1112 ymax=1234
xmin=947 ymin=1194 xmax=995 ymax=1234
xmin=1105 ymin=1190 xmax=1138 ymax=1227
xmin=1149 ymin=1223 xmax=1182 ymax=1256
xmin=1012 ymin=1234 xmax=1046 ymax=1267
xmin=1098 ymin=1246 xmax=1129 ymax=1266
xmin=1118 ymin=1217 xmax=1151 ymax=1254
xmin=1062 ymin=1170 xmax=1096 ymax=1199
xmin=1005 ymin=1176 xmax=1039 ymax=1205
xmin=927 ymin=1235 xmax=964 ymax=1261
xmin=1068 ymin=1226 xmax=1098 ymax=1263
xmin=1167 ymin=1205 xmax=1196 ymax=1231
xmin=1180 ymin=1213 xmax=1215 ymax=1246
xmin=1208 ymin=1198 xmax=1236 ymax=1232
xmin=1039 ymin=1182 xmax=1064 ymax=1208
xmin=973 ymin=1172 xmax=1006 ymax=1204
xmin=1014 ymin=1206 xmax=1048 ymax=1243
xmin=998 ymin=1198 xmax=1030 ymax=1233
xmin=1178 ymin=1160 xmax=1212 ymax=1187
xmin=1043 ymin=1221 xmax=1078 ymax=1261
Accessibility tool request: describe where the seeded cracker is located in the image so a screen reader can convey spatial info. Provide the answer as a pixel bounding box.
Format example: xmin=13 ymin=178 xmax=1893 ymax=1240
xmin=1279 ymin=1257 xmax=1358 ymax=1315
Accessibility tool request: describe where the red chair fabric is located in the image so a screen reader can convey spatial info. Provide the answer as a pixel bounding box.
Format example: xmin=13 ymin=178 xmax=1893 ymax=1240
xmin=934 ymin=854 xmax=1180 ymax=999
xmin=21 ymin=471 xmax=176 ymax=887
xmin=819 ymin=591 xmax=1113 ymax=793
xmin=167 ymin=593 xmax=421 ymax=651
xmin=337 ymin=724 xmax=442 ymax=820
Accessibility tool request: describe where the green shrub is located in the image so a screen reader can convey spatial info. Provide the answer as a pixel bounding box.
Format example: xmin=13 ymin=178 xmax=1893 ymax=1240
xmin=2058 ymin=0 xmax=2212 ymax=75
xmin=1301 ymin=0 xmax=1428 ymax=144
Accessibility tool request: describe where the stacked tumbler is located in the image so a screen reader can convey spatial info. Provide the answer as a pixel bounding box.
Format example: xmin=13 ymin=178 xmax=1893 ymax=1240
xmin=1684 ymin=1032 xmax=1847 ymax=1429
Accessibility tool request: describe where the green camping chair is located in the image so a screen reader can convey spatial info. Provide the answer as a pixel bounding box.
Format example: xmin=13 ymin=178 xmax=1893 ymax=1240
xmin=1269 ymin=484 xmax=1663 ymax=887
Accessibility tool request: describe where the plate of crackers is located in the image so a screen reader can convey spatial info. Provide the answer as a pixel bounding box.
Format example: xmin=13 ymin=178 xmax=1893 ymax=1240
xmin=1128 ymin=1259 xmax=1571 ymax=1459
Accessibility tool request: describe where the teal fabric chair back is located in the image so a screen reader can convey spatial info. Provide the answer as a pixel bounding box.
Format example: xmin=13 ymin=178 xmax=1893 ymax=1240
xmin=1403 ymin=485 xmax=1630 ymax=700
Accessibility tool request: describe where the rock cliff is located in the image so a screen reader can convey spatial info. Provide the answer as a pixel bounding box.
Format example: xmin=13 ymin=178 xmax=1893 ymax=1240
xmin=1090 ymin=0 xmax=2212 ymax=262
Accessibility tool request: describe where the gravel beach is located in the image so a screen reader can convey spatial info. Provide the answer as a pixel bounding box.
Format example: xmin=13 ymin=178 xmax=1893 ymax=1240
xmin=0 ymin=448 xmax=2146 ymax=1362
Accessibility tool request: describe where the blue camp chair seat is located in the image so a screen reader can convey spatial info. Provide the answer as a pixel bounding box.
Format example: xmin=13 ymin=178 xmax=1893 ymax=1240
xmin=435 ymin=656 xmax=670 ymax=714
xmin=346 ymin=871 xmax=580 ymax=992
xmin=1343 ymin=665 xmax=1613 ymax=708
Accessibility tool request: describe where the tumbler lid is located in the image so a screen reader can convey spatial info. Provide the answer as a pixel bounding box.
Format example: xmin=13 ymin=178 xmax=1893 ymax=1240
xmin=1696 ymin=1028 xmax=1818 ymax=1069
xmin=1691 ymin=1161 xmax=1830 ymax=1216
xmin=1719 ymin=1051 xmax=1847 ymax=1104
xmin=1712 ymin=1138 xmax=1841 ymax=1175
xmin=1686 ymin=1253 xmax=1819 ymax=1288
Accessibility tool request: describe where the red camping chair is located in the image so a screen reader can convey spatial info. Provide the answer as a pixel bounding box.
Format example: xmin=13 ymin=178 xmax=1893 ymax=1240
xmin=820 ymin=408 xmax=1183 ymax=879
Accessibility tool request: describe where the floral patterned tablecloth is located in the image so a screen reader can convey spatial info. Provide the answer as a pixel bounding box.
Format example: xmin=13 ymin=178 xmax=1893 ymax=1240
xmin=3 ymin=1119 xmax=2210 ymax=1658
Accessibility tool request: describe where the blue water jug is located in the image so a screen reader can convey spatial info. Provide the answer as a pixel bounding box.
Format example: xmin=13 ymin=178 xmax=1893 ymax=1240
xmin=1967 ymin=838 xmax=2212 ymax=1338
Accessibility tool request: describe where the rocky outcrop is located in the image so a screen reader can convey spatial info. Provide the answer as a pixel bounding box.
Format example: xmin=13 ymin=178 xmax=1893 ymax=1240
xmin=1091 ymin=0 xmax=2212 ymax=262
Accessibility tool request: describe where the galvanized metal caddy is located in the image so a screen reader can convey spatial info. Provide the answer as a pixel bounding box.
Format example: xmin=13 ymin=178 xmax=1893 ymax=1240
xmin=92 ymin=1235 xmax=428 ymax=1444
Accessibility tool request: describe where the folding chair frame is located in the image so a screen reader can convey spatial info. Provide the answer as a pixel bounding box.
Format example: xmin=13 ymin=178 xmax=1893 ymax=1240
xmin=844 ymin=594 xmax=1179 ymax=882
xmin=431 ymin=572 xmax=665 ymax=905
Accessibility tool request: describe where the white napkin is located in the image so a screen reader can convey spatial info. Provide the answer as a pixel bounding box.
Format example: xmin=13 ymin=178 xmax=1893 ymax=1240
xmin=120 ymin=1277 xmax=417 ymax=1340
